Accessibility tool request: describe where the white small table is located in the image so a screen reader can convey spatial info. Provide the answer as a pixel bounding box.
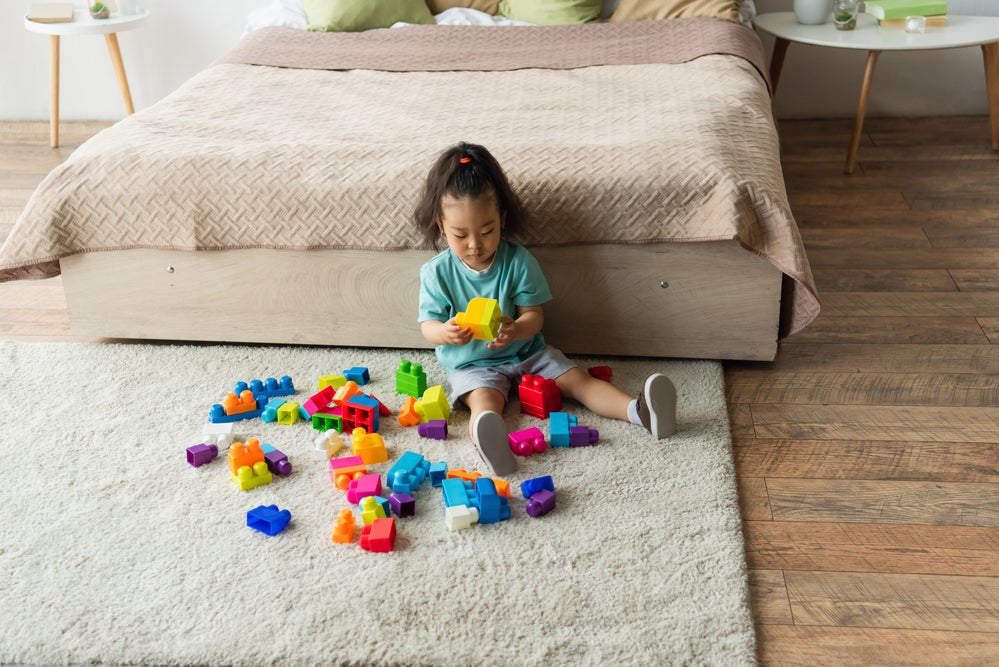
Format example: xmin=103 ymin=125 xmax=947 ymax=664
xmin=24 ymin=7 xmax=150 ymax=148
xmin=754 ymin=12 xmax=999 ymax=173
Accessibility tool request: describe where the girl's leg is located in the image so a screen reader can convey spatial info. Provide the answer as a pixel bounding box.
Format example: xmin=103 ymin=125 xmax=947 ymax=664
xmin=462 ymin=387 xmax=517 ymax=475
xmin=555 ymin=367 xmax=677 ymax=439
xmin=462 ymin=387 xmax=507 ymax=434
xmin=554 ymin=367 xmax=630 ymax=420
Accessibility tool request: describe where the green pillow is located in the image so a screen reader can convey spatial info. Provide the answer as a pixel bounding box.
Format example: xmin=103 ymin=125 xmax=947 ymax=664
xmin=498 ymin=0 xmax=603 ymax=24
xmin=304 ymin=0 xmax=435 ymax=32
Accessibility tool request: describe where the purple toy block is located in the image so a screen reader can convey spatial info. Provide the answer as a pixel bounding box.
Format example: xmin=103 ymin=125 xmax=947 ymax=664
xmin=417 ymin=419 xmax=448 ymax=440
xmin=569 ymin=425 xmax=599 ymax=447
xmin=520 ymin=475 xmax=555 ymax=499
xmin=346 ymin=473 xmax=383 ymax=504
xmin=389 ymin=492 xmax=416 ymax=518
xmin=261 ymin=444 xmax=292 ymax=476
xmin=246 ymin=504 xmax=292 ymax=535
xmin=186 ymin=443 xmax=218 ymax=467
xmin=526 ymin=489 xmax=556 ymax=517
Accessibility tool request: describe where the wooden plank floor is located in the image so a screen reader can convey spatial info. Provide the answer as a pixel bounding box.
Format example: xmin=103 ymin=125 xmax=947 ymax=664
xmin=2 ymin=118 xmax=998 ymax=664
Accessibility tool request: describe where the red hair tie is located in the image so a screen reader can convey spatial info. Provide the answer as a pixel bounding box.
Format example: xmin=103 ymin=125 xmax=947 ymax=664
xmin=459 ymin=157 xmax=471 ymax=164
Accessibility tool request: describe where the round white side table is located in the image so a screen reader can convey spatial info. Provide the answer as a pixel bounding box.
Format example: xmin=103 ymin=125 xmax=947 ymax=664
xmin=754 ymin=12 xmax=999 ymax=173
xmin=24 ymin=7 xmax=150 ymax=148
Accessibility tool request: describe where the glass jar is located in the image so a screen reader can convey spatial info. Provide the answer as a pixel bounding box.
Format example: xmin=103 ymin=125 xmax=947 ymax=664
xmin=833 ymin=0 xmax=858 ymax=30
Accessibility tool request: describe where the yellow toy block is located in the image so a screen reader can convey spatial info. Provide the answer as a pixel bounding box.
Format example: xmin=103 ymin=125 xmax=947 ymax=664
xmin=228 ymin=439 xmax=265 ymax=476
xmin=359 ymin=496 xmax=388 ymax=525
xmin=277 ymin=402 xmax=300 ymax=425
xmin=414 ymin=385 xmax=450 ymax=423
xmin=222 ymin=389 xmax=258 ymax=416
xmin=232 ymin=460 xmax=273 ymax=491
xmin=351 ymin=427 xmax=388 ymax=464
xmin=454 ymin=297 xmax=502 ymax=341
xmin=319 ymin=374 xmax=347 ymax=391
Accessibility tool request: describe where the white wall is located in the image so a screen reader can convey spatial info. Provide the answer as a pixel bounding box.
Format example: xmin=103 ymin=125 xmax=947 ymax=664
xmin=1 ymin=0 xmax=996 ymax=121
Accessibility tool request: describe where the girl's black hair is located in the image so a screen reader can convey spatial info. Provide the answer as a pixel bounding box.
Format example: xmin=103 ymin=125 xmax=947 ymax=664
xmin=413 ymin=142 xmax=526 ymax=249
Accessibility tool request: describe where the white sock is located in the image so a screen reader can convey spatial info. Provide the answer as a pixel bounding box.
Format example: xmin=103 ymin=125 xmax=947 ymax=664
xmin=627 ymin=399 xmax=642 ymax=426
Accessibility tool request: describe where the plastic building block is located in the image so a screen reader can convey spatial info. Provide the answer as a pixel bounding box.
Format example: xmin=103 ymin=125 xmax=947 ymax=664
xmin=208 ymin=397 xmax=264 ymax=423
xmin=526 ymin=489 xmax=557 ymax=517
xmin=395 ymin=360 xmax=428 ymax=398
xmin=414 ymin=385 xmax=450 ymax=423
xmin=232 ymin=460 xmax=273 ymax=491
xmin=359 ymin=517 xmax=396 ymax=552
xmin=346 ymin=473 xmax=383 ymax=504
xmin=223 ymin=390 xmax=260 ymax=417
xmin=312 ymin=410 xmax=343 ymax=432
xmin=186 ymin=443 xmax=218 ymax=467
xmin=386 ymin=451 xmax=431 ymax=494
xmin=445 ymin=504 xmax=479 ymax=531
xmin=587 ymin=365 xmax=612 ymax=382
xmin=246 ymin=505 xmax=291 ymax=535
xmin=351 ymin=427 xmax=388 ymax=465
xmin=331 ymin=508 xmax=355 ymax=544
xmin=332 ymin=381 xmax=360 ymax=406
xmin=389 ymin=492 xmax=415 ymax=518
xmin=441 ymin=477 xmax=478 ymax=510
xmin=303 ymin=386 xmax=336 ymax=416
xmin=521 ymin=475 xmax=555 ymax=498
xmin=343 ymin=366 xmax=370 ymax=385
xmin=398 ymin=396 xmax=421 ymax=427
xmin=569 ymin=425 xmax=599 ymax=447
xmin=228 ymin=439 xmax=265 ymax=476
xmin=318 ymin=374 xmax=347 ymax=391
xmin=518 ymin=374 xmax=562 ymax=419
xmin=237 ymin=376 xmax=295 ymax=400
xmin=260 ymin=444 xmax=292 ymax=476
xmin=367 ymin=393 xmax=393 ymax=417
xmin=549 ymin=412 xmax=578 ymax=447
xmin=454 ymin=297 xmax=502 ymax=341
xmin=359 ymin=495 xmax=389 ymax=525
xmin=428 ymin=461 xmax=448 ymax=487
xmin=261 ymin=398 xmax=287 ymax=423
xmin=448 ymin=469 xmax=511 ymax=497
xmin=276 ymin=402 xmax=301 ymax=425
xmin=417 ymin=419 xmax=448 ymax=440
xmin=329 ymin=455 xmax=367 ymax=490
xmin=507 ymin=427 xmax=548 ymax=456
xmin=474 ymin=478 xmax=510 ymax=524
xmin=314 ymin=431 xmax=346 ymax=459
xmin=342 ymin=394 xmax=380 ymax=433
xmin=201 ymin=422 xmax=235 ymax=448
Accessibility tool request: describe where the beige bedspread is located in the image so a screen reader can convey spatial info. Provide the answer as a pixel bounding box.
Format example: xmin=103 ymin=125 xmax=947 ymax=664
xmin=0 ymin=18 xmax=819 ymax=336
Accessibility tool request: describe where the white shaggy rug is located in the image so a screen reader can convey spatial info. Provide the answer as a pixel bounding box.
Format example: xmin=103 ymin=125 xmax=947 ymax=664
xmin=0 ymin=341 xmax=755 ymax=666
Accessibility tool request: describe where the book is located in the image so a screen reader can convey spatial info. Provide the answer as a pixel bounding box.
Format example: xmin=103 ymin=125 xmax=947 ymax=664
xmin=863 ymin=0 xmax=948 ymax=21
xmin=878 ymin=15 xmax=948 ymax=27
xmin=26 ymin=2 xmax=75 ymax=23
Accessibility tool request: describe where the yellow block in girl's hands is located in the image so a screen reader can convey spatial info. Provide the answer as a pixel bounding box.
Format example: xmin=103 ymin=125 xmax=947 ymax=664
xmin=454 ymin=297 xmax=502 ymax=341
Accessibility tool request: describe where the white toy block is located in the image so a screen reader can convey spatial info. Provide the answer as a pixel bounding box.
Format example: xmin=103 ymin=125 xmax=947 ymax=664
xmin=444 ymin=505 xmax=479 ymax=531
xmin=201 ymin=422 xmax=235 ymax=448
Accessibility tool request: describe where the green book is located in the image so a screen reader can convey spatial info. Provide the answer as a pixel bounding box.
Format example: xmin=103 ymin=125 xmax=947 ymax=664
xmin=864 ymin=0 xmax=948 ymax=21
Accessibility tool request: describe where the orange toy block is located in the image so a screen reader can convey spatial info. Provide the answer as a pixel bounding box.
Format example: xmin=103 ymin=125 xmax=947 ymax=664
xmin=329 ymin=455 xmax=368 ymax=490
xmin=398 ymin=396 xmax=421 ymax=427
xmin=332 ymin=381 xmax=360 ymax=406
xmin=228 ymin=438 xmax=265 ymax=476
xmin=222 ymin=390 xmax=258 ymax=416
xmin=331 ymin=508 xmax=355 ymax=544
xmin=351 ymin=427 xmax=388 ymax=465
xmin=454 ymin=297 xmax=502 ymax=341
xmin=447 ymin=468 xmax=510 ymax=497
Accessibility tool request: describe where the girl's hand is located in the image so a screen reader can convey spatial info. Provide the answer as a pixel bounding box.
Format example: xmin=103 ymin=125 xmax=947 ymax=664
xmin=441 ymin=318 xmax=474 ymax=346
xmin=486 ymin=317 xmax=517 ymax=350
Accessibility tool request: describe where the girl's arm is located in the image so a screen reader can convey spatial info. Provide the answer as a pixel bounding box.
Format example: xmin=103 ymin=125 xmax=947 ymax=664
xmin=421 ymin=318 xmax=474 ymax=347
xmin=486 ymin=305 xmax=544 ymax=350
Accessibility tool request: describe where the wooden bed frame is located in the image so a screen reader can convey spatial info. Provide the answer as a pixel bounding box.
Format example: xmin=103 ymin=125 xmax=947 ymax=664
xmin=59 ymin=240 xmax=782 ymax=360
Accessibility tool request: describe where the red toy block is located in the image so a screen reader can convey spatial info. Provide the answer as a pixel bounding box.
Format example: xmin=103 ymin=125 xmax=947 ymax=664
xmin=303 ymin=385 xmax=337 ymax=416
xmin=517 ymin=374 xmax=562 ymax=419
xmin=507 ymin=427 xmax=548 ymax=456
xmin=587 ymin=365 xmax=612 ymax=382
xmin=359 ymin=517 xmax=396 ymax=553
xmin=367 ymin=393 xmax=393 ymax=417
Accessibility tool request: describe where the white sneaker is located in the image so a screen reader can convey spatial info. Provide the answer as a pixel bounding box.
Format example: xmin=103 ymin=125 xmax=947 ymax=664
xmin=471 ymin=410 xmax=517 ymax=476
xmin=636 ymin=373 xmax=677 ymax=439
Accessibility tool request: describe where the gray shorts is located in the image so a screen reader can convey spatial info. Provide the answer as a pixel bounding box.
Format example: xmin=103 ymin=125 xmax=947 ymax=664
xmin=447 ymin=345 xmax=576 ymax=408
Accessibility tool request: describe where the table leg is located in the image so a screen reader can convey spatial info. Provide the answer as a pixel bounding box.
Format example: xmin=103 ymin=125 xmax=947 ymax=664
xmin=769 ymin=37 xmax=790 ymax=96
xmin=104 ymin=32 xmax=135 ymax=115
xmin=48 ymin=34 xmax=60 ymax=148
xmin=846 ymin=49 xmax=881 ymax=175
xmin=983 ymin=42 xmax=999 ymax=150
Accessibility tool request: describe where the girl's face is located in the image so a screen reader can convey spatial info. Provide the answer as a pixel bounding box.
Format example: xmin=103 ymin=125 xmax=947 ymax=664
xmin=437 ymin=192 xmax=504 ymax=272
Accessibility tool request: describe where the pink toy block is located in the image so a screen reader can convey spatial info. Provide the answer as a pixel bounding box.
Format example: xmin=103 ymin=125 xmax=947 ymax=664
xmin=359 ymin=517 xmax=396 ymax=552
xmin=329 ymin=455 xmax=367 ymax=490
xmin=507 ymin=427 xmax=548 ymax=456
xmin=518 ymin=374 xmax=562 ymax=419
xmin=303 ymin=385 xmax=337 ymax=416
xmin=346 ymin=473 xmax=383 ymax=504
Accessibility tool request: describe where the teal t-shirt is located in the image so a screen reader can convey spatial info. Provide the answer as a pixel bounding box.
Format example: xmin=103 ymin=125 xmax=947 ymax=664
xmin=418 ymin=241 xmax=552 ymax=373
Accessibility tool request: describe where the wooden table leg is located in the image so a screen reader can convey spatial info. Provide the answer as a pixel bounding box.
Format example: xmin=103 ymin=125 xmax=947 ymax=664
xmin=104 ymin=32 xmax=135 ymax=115
xmin=983 ymin=42 xmax=999 ymax=150
xmin=49 ymin=34 xmax=60 ymax=148
xmin=769 ymin=37 xmax=790 ymax=96
xmin=846 ymin=49 xmax=881 ymax=175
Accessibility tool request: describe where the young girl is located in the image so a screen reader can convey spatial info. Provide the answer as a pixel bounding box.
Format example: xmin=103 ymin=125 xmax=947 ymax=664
xmin=415 ymin=142 xmax=677 ymax=476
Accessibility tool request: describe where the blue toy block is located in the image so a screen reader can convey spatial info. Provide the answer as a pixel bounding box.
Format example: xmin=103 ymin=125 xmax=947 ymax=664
xmin=429 ymin=461 xmax=448 ymax=487
xmin=246 ymin=504 xmax=291 ymax=535
xmin=395 ymin=360 xmax=428 ymax=398
xmin=441 ymin=477 xmax=478 ymax=510
xmin=261 ymin=398 xmax=287 ymax=423
xmin=521 ymin=475 xmax=556 ymax=499
xmin=386 ymin=451 xmax=431 ymax=494
xmin=236 ymin=376 xmax=295 ymax=401
xmin=549 ymin=411 xmax=578 ymax=447
xmin=208 ymin=401 xmax=264 ymax=424
xmin=343 ymin=366 xmax=370 ymax=385
xmin=474 ymin=478 xmax=510 ymax=524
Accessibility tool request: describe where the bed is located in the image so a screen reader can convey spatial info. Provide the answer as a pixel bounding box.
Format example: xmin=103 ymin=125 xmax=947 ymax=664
xmin=0 ymin=0 xmax=819 ymax=361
